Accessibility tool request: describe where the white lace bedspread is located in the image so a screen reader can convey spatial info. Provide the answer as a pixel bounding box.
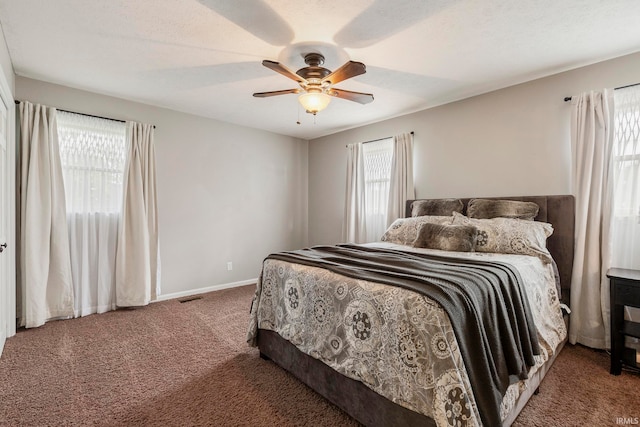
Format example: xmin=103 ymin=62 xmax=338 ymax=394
xmin=247 ymin=242 xmax=567 ymax=427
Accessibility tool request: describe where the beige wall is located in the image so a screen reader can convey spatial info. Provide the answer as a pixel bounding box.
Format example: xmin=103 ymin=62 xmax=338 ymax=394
xmin=11 ymin=49 xmax=640 ymax=296
xmin=308 ymin=51 xmax=640 ymax=245
xmin=16 ymin=77 xmax=308 ymax=297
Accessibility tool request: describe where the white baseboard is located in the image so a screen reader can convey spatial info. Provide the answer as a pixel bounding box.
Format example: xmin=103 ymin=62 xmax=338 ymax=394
xmin=153 ymin=278 xmax=257 ymax=303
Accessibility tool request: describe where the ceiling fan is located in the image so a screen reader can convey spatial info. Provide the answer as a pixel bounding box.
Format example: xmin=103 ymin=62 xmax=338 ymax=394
xmin=253 ymin=53 xmax=374 ymax=115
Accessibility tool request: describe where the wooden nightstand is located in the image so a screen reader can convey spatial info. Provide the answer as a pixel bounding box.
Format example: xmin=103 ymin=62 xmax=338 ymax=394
xmin=607 ymin=268 xmax=640 ymax=375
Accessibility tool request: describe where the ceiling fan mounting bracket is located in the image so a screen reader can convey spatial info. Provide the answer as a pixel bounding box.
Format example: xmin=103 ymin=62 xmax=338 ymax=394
xmin=297 ymin=53 xmax=331 ymax=80
xmin=303 ymin=53 xmax=325 ymax=67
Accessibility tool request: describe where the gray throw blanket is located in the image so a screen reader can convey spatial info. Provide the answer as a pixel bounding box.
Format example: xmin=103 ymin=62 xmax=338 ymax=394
xmin=267 ymin=244 xmax=540 ymax=427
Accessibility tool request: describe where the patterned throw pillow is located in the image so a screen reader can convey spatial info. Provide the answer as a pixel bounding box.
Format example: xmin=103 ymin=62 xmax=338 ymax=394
xmin=411 ymin=199 xmax=464 ymax=217
xmin=381 ymin=215 xmax=453 ymax=245
xmin=451 ymin=212 xmax=554 ymax=262
xmin=412 ymin=223 xmax=478 ymax=252
xmin=467 ymin=199 xmax=539 ymax=221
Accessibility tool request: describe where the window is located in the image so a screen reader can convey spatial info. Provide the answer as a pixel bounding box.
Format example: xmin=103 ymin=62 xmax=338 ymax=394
xmin=611 ymin=86 xmax=640 ymax=270
xmin=57 ymin=111 xmax=127 ymax=213
xmin=362 ymin=138 xmax=393 ymax=241
xmin=56 ymin=111 xmax=127 ymax=316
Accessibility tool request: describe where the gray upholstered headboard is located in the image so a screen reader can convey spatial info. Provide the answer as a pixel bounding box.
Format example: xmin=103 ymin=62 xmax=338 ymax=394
xmin=405 ymin=195 xmax=575 ymax=305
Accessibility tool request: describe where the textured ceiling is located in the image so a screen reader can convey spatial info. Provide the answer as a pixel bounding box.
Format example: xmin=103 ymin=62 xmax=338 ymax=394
xmin=1 ymin=0 xmax=640 ymax=139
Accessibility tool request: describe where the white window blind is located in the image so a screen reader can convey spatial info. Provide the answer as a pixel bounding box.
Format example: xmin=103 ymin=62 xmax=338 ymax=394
xmin=57 ymin=111 xmax=127 ymax=213
xmin=611 ymin=86 xmax=640 ymax=270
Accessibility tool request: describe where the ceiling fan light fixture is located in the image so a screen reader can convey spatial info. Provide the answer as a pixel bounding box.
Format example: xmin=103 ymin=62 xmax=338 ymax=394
xmin=298 ymin=91 xmax=331 ymax=115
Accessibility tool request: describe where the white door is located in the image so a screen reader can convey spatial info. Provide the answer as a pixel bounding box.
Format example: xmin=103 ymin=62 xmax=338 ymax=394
xmin=0 ymin=97 xmax=7 ymax=355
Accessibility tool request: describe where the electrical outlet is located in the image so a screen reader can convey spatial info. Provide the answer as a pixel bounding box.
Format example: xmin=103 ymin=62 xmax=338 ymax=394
xmin=227 ymin=261 xmax=233 ymax=271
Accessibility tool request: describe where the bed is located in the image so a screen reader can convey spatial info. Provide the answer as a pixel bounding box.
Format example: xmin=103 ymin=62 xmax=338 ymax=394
xmin=248 ymin=195 xmax=575 ymax=426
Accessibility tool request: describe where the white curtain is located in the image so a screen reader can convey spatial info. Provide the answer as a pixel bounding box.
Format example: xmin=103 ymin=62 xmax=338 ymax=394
xmin=387 ymin=132 xmax=415 ymax=226
xmin=57 ymin=111 xmax=126 ymax=316
xmin=18 ymin=102 xmax=74 ymax=328
xmin=344 ymin=143 xmax=366 ymax=243
xmin=115 ymin=121 xmax=159 ymax=306
xmin=569 ymin=90 xmax=614 ymax=349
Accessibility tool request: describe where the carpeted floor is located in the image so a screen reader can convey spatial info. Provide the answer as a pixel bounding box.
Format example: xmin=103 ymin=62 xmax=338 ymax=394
xmin=0 ymin=284 xmax=638 ymax=426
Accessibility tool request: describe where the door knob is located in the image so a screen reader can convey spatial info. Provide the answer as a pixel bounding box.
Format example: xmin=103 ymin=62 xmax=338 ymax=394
xmin=0 ymin=243 xmax=7 ymax=253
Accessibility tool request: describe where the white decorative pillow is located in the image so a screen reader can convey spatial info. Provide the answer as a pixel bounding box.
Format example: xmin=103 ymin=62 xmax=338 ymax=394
xmin=451 ymin=212 xmax=554 ymax=262
xmin=381 ymin=215 xmax=453 ymax=245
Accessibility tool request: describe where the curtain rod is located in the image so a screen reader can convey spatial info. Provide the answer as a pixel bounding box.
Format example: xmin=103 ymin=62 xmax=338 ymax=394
xmin=563 ymin=82 xmax=640 ymax=102
xmin=346 ymin=131 xmax=414 ymax=148
xmin=14 ymin=100 xmax=156 ymax=128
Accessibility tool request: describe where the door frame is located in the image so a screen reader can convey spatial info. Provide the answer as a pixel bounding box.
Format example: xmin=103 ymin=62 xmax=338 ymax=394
xmin=0 ymin=65 xmax=16 ymax=355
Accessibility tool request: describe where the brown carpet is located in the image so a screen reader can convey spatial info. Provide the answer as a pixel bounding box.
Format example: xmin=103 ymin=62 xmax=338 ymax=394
xmin=0 ymin=284 xmax=637 ymax=427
